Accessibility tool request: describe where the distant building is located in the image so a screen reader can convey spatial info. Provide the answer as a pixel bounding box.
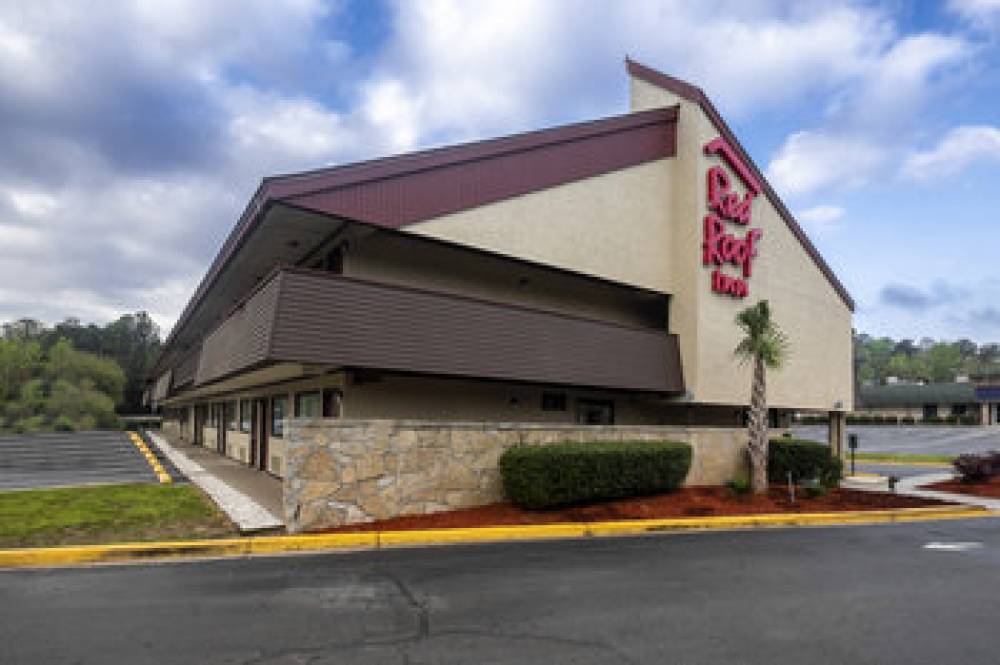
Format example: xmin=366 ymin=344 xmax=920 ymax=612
xmin=853 ymin=382 xmax=995 ymax=425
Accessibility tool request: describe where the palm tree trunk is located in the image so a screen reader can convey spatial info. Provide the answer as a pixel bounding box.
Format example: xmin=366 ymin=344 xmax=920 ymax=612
xmin=749 ymin=354 xmax=769 ymax=493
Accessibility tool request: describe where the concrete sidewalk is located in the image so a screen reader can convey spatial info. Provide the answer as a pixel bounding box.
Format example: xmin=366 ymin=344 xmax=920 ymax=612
xmin=844 ymin=470 xmax=1000 ymax=511
xmin=147 ymin=432 xmax=283 ymax=533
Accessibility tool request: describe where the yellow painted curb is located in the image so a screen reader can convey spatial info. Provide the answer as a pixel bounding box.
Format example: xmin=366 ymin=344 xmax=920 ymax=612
xmin=378 ymin=523 xmax=589 ymax=546
xmin=128 ymin=432 xmax=171 ymax=484
xmin=0 ymin=506 xmax=992 ymax=569
xmin=0 ymin=533 xmax=378 ymax=568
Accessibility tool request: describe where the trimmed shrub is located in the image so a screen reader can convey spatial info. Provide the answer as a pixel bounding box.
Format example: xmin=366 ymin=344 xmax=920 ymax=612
xmin=499 ymin=441 xmax=692 ymax=510
xmin=768 ymin=438 xmax=843 ymax=487
xmin=727 ymin=477 xmax=752 ymax=496
xmin=800 ymin=478 xmax=829 ymax=498
xmin=953 ymin=452 xmax=1000 ymax=483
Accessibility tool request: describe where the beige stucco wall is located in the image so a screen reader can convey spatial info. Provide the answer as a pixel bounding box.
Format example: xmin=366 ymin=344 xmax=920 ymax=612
xmin=406 ymin=77 xmax=853 ymax=413
xmin=284 ymin=419 xmax=750 ymax=532
xmin=203 ymin=426 xmax=217 ymax=450
xmin=345 ymin=231 xmax=665 ymax=329
xmin=630 ymin=78 xmax=853 ymax=412
xmin=344 ymin=373 xmax=666 ymax=424
xmin=409 ymin=159 xmax=674 ymax=294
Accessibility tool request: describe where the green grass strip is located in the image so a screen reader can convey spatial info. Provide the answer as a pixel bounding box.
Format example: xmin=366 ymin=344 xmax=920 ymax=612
xmin=0 ymin=483 xmax=235 ymax=548
xmin=853 ymin=452 xmax=955 ymax=464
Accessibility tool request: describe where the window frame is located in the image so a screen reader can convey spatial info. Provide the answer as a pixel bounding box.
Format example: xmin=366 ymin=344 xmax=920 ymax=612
xmin=270 ymin=395 xmax=288 ymax=438
xmin=575 ymin=398 xmax=615 ymax=425
xmin=226 ymin=401 xmax=239 ymax=431
xmin=239 ymin=399 xmax=252 ymax=432
xmin=541 ymin=391 xmax=568 ymax=412
xmin=322 ymin=388 xmax=343 ymax=418
xmin=294 ymin=390 xmax=322 ymax=419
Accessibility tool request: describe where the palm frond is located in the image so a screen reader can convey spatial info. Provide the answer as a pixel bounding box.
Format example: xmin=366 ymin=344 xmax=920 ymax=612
xmin=733 ymin=299 xmax=788 ymax=368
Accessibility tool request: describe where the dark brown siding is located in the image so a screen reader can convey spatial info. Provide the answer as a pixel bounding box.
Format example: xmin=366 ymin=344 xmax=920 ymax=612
xmin=269 ymin=269 xmax=682 ymax=393
xmin=195 ymin=275 xmax=281 ymax=385
xmin=171 ymin=347 xmax=200 ymax=391
xmin=282 ymin=109 xmax=676 ymax=229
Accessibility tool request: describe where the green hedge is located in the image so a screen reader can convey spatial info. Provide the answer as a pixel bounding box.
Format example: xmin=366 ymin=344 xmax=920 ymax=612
xmin=768 ymin=438 xmax=842 ymax=487
xmin=499 ymin=441 xmax=692 ymax=510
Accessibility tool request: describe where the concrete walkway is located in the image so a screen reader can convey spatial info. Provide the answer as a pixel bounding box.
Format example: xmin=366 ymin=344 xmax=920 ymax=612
xmin=147 ymin=432 xmax=284 ymax=533
xmin=844 ymin=470 xmax=1000 ymax=511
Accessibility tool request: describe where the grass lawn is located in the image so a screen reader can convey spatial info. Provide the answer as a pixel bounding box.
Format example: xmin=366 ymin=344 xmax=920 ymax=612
xmin=0 ymin=483 xmax=238 ymax=548
xmin=853 ymin=452 xmax=955 ymax=464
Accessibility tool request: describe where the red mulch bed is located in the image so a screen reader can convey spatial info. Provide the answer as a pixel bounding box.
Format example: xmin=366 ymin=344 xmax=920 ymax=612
xmin=318 ymin=486 xmax=950 ymax=534
xmin=924 ymin=475 xmax=1000 ymax=498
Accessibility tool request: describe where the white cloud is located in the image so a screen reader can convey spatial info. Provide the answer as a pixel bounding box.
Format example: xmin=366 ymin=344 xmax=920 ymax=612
xmin=948 ymin=0 xmax=1000 ymax=27
xmin=901 ymin=125 xmax=1000 ymax=180
xmin=850 ymin=33 xmax=969 ymax=128
xmin=5 ymin=188 xmax=58 ymax=218
xmin=0 ymin=0 xmax=989 ymax=337
xmin=635 ymin=5 xmax=892 ymax=114
xmin=764 ymin=28 xmax=969 ymax=199
xmin=797 ymin=205 xmax=846 ymax=233
xmin=225 ymin=87 xmax=351 ymax=169
xmin=767 ymin=131 xmax=886 ymax=197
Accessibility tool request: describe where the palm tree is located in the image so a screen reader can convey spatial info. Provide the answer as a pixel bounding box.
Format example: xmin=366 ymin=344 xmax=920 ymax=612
xmin=734 ymin=300 xmax=789 ymax=493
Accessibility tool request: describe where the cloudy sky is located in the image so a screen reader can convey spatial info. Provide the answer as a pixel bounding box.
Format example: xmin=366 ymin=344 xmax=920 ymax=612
xmin=1 ymin=0 xmax=998 ymax=341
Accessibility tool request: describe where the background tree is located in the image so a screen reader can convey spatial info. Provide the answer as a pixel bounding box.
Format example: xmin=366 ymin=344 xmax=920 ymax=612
xmin=1 ymin=311 xmax=160 ymax=413
xmin=0 ymin=337 xmax=124 ymax=433
xmin=734 ymin=300 xmax=788 ymax=494
xmin=855 ymin=334 xmax=999 ymax=385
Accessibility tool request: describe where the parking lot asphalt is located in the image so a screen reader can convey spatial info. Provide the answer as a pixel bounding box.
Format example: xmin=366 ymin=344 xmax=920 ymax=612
xmin=0 ymin=430 xmax=177 ymax=491
xmin=854 ymin=462 xmax=949 ymax=479
xmin=794 ymin=425 xmax=1000 ymax=456
xmin=2 ymin=517 xmax=1000 ymax=664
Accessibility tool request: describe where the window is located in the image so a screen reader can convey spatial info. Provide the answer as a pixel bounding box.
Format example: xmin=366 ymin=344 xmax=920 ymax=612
xmin=207 ymin=404 xmax=217 ymax=427
xmin=541 ymin=391 xmax=567 ymax=412
xmin=922 ymin=404 xmax=938 ymax=420
xmin=226 ymin=401 xmax=238 ymax=431
xmin=239 ymin=399 xmax=252 ymax=432
xmin=271 ymin=395 xmax=288 ymax=438
xmin=951 ymin=404 xmax=968 ymax=417
xmin=576 ymin=399 xmax=614 ymax=425
xmin=295 ymin=391 xmax=322 ymax=418
xmin=323 ymin=388 xmax=343 ymax=418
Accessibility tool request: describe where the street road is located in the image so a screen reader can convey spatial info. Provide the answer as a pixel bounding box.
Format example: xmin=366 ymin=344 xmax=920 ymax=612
xmin=3 ymin=518 xmax=1000 ymax=664
xmin=794 ymin=424 xmax=1000 ymax=456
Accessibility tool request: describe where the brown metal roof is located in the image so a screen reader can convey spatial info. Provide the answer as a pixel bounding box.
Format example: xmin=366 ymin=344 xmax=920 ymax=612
xmin=625 ymin=57 xmax=855 ymax=312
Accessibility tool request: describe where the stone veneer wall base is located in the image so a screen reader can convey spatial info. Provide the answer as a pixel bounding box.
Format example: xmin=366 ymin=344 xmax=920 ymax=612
xmin=283 ymin=420 xmax=751 ymax=533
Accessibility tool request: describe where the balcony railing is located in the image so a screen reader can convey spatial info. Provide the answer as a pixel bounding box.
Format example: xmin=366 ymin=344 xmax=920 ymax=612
xmin=192 ymin=268 xmax=684 ymax=394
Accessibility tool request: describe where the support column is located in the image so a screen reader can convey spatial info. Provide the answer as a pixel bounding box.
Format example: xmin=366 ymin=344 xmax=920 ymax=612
xmin=828 ymin=411 xmax=846 ymax=462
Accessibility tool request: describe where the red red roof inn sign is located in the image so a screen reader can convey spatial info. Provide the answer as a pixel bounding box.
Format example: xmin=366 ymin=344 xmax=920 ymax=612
xmin=702 ymin=137 xmax=763 ymax=298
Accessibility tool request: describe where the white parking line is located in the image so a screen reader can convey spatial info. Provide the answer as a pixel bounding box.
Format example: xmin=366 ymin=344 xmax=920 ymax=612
xmin=923 ymin=542 xmax=984 ymax=551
